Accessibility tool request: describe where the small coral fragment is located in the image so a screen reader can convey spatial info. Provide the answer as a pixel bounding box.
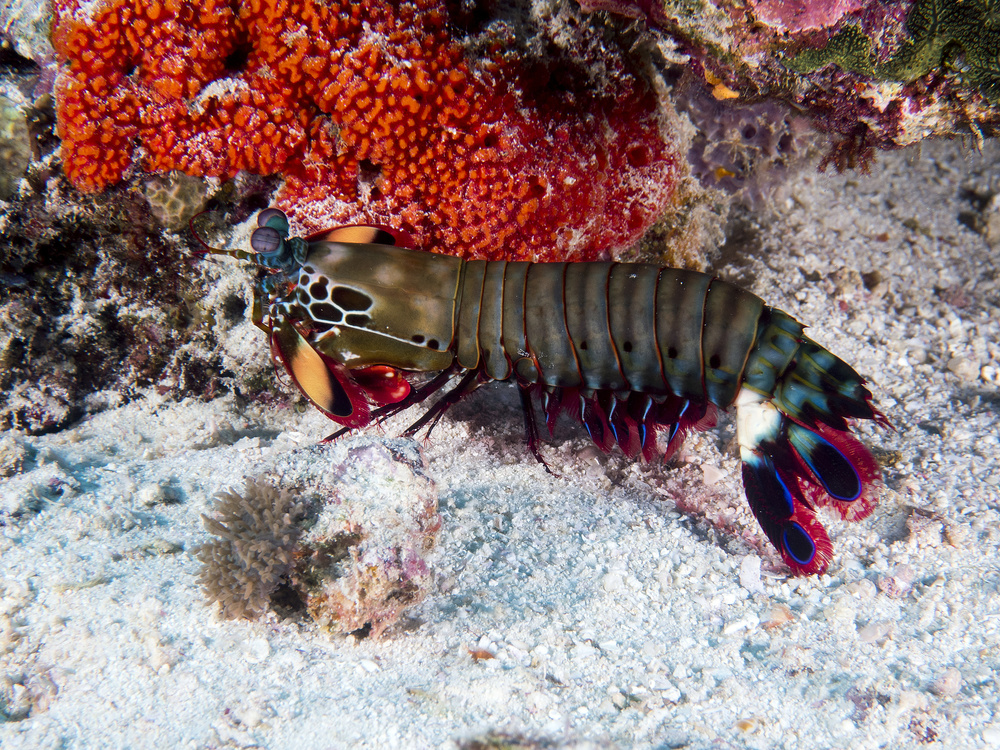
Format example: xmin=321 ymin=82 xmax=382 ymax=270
xmin=198 ymin=438 xmax=440 ymax=637
xmin=197 ymin=479 xmax=307 ymax=620
xmin=0 ymin=435 xmax=30 ymax=478
xmin=143 ymin=171 xmax=212 ymax=230
xmin=289 ymin=439 xmax=441 ymax=637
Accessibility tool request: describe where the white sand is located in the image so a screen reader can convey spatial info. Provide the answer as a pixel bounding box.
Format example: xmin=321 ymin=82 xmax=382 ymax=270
xmin=2 ymin=139 xmax=999 ymax=749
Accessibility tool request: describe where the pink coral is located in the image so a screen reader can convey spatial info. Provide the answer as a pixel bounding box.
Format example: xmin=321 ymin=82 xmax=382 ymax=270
xmin=53 ymin=0 xmax=679 ymax=261
xmin=748 ymin=0 xmax=865 ymax=32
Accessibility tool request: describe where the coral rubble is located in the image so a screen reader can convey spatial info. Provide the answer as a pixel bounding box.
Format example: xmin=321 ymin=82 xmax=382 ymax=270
xmin=199 ymin=439 xmax=440 ymax=637
xmin=52 ymin=0 xmax=681 ymax=261
xmin=672 ymin=71 xmax=819 ymax=204
xmin=0 ymin=184 xmax=234 ymax=434
xmin=142 ymin=171 xmax=212 ymax=230
xmin=291 ymin=439 xmax=441 ymax=637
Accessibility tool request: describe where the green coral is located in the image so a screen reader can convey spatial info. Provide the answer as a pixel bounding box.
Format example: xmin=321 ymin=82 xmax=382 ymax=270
xmin=786 ymin=24 xmax=877 ymax=76
xmin=881 ymin=0 xmax=1000 ymax=100
xmin=785 ymin=0 xmax=1000 ymax=101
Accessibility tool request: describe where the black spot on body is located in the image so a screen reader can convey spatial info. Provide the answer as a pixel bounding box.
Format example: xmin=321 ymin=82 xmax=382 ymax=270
xmin=709 ymin=353 xmax=721 ymax=369
xmin=427 ymin=339 xmax=439 ymax=350
xmin=311 ymin=302 xmax=342 ymax=323
xmin=309 ymin=279 xmax=329 ymax=301
xmin=345 ymin=313 xmax=371 ymax=327
xmin=411 ymin=334 xmax=425 ymax=344
xmin=579 ymin=341 xmax=588 ymax=350
xmin=667 ymin=346 xmax=678 ymax=359
xmin=623 ymin=341 xmax=633 ymax=352
xmin=333 ymin=286 xmax=372 ymax=311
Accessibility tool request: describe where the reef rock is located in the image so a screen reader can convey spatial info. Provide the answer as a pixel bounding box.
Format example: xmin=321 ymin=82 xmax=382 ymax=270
xmin=200 ymin=438 xmax=441 ymax=637
xmin=583 ymin=0 xmax=1000 ymax=172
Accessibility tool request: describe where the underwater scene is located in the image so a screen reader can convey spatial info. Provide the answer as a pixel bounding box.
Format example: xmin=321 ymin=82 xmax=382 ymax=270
xmin=2 ymin=1 xmax=999 ymax=747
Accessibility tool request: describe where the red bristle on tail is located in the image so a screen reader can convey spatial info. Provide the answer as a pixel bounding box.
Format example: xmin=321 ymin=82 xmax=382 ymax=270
xmin=742 ymin=454 xmax=836 ymax=575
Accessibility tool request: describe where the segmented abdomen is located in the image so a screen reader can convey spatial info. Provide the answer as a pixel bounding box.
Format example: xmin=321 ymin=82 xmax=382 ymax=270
xmin=455 ymin=261 xmax=799 ymax=408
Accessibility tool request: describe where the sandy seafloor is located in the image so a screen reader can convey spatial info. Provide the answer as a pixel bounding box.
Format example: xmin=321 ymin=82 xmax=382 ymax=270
xmin=2 ymin=139 xmax=1000 ymax=749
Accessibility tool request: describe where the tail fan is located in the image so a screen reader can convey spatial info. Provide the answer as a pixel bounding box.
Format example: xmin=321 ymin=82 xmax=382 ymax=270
xmin=771 ymin=337 xmax=887 ymax=430
xmin=736 ymin=388 xmax=881 ymax=574
xmin=741 ymin=453 xmax=834 ymax=573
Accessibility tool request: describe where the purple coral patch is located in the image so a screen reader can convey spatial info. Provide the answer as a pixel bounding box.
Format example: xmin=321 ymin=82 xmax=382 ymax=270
xmin=749 ymin=0 xmax=866 ymax=32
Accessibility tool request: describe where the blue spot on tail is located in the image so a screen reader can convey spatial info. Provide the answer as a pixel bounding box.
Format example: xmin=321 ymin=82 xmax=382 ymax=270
xmin=782 ymin=522 xmax=816 ymax=565
xmin=787 ymin=423 xmax=861 ymax=501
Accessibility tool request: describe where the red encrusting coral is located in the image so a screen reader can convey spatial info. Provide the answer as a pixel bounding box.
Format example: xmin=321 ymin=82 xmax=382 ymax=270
xmin=52 ymin=0 xmax=680 ymax=261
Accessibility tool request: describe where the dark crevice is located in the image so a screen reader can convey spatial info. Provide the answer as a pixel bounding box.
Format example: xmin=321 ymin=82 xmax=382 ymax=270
xmin=0 ymin=44 xmax=39 ymax=74
xmin=223 ymin=45 xmax=252 ymax=73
